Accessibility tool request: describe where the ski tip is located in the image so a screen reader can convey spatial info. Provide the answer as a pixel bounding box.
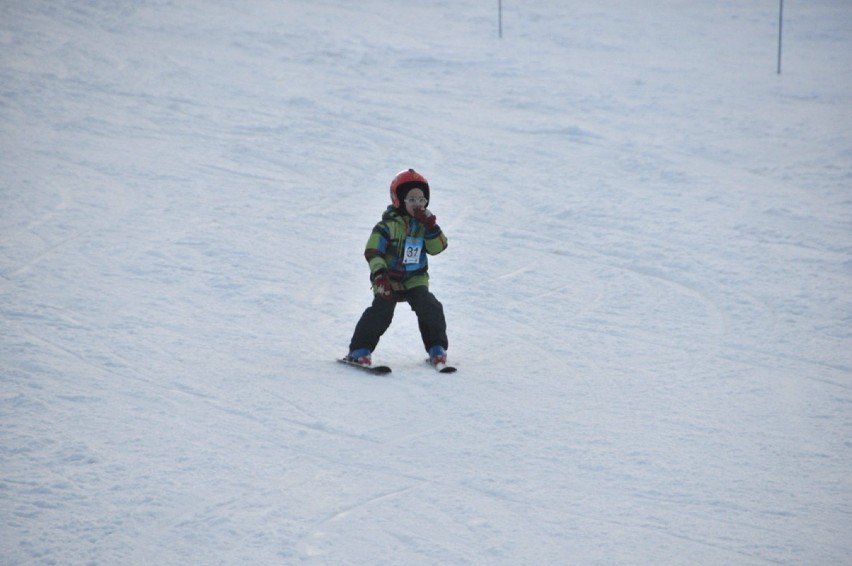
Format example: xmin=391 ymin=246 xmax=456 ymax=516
xmin=425 ymin=358 xmax=457 ymax=373
xmin=338 ymin=358 xmax=392 ymax=375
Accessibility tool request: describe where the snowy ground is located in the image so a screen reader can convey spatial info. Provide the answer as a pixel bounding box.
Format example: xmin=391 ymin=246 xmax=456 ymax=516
xmin=2 ymin=0 xmax=851 ymax=564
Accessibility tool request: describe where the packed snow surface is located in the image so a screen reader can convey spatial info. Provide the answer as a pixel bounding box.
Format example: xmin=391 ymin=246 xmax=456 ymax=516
xmin=2 ymin=1 xmax=851 ymax=564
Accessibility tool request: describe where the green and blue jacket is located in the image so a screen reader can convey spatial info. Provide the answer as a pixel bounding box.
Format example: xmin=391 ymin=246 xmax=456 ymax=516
xmin=365 ymin=206 xmax=448 ymax=294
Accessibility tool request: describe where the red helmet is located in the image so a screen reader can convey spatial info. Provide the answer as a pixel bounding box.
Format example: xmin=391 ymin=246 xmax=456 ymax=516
xmin=389 ymin=168 xmax=430 ymax=208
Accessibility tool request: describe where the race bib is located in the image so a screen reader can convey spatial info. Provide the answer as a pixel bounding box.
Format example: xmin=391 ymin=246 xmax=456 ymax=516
xmin=402 ymin=236 xmax=424 ymax=265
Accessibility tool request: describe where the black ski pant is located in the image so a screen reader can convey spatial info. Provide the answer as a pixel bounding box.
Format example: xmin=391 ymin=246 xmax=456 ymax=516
xmin=349 ymin=286 xmax=448 ymax=354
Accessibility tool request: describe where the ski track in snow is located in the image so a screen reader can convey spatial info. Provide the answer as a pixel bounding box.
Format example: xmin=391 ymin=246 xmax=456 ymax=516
xmin=2 ymin=0 xmax=851 ymax=564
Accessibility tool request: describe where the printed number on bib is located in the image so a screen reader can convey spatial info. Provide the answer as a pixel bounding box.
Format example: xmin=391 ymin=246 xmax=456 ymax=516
xmin=403 ymin=237 xmax=424 ymax=265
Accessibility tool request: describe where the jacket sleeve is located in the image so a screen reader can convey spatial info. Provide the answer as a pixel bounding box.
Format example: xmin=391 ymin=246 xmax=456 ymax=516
xmin=364 ymin=221 xmax=391 ymax=276
xmin=424 ymin=224 xmax=448 ymax=256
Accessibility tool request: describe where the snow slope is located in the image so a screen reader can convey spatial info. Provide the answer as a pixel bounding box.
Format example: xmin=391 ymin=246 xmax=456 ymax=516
xmin=2 ymin=0 xmax=851 ymax=564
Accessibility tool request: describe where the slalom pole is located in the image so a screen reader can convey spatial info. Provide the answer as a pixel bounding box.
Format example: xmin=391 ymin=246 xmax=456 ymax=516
xmin=498 ymin=0 xmax=503 ymax=39
xmin=777 ymin=0 xmax=784 ymax=74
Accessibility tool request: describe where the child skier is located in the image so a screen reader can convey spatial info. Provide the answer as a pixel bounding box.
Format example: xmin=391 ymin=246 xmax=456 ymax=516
xmin=345 ymin=168 xmax=450 ymax=369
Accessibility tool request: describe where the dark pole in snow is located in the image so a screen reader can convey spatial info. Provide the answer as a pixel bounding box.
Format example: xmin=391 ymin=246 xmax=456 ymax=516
xmin=498 ymin=0 xmax=503 ymax=39
xmin=777 ymin=0 xmax=784 ymax=74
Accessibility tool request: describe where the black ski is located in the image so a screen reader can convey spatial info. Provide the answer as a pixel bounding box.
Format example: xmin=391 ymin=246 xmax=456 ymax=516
xmin=338 ymin=357 xmax=392 ymax=375
xmin=426 ymin=359 xmax=457 ymax=373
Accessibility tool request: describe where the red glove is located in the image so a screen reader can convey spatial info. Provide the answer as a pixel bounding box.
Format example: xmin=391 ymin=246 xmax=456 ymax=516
xmin=373 ymin=271 xmax=395 ymax=301
xmin=412 ymin=207 xmax=437 ymax=228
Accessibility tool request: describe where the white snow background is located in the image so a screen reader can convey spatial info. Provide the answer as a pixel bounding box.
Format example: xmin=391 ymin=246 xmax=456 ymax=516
xmin=2 ymin=0 xmax=851 ymax=564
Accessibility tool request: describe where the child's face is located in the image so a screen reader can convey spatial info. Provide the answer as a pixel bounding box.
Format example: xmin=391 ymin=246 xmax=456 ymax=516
xmin=404 ymin=188 xmax=428 ymax=216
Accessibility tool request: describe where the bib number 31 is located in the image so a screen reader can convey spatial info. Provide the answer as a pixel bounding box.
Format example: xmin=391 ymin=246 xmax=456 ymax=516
xmin=403 ymin=237 xmax=424 ymax=265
